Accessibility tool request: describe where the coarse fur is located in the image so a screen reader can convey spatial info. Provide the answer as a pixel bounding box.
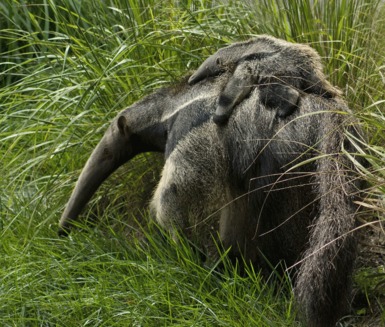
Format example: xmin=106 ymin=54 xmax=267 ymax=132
xmin=189 ymin=35 xmax=339 ymax=125
xmin=59 ymin=36 xmax=365 ymax=327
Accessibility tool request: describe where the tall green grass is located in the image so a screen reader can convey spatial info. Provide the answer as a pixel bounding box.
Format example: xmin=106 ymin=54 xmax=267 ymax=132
xmin=1 ymin=0 xmax=385 ymax=325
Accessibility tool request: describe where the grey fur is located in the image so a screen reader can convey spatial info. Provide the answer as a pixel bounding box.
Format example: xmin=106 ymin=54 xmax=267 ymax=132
xmin=189 ymin=35 xmax=339 ymax=124
xmin=59 ymin=36 xmax=365 ymax=327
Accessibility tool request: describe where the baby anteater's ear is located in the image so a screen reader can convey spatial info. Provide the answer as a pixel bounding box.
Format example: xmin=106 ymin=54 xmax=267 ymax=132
xmin=302 ymin=69 xmax=341 ymax=98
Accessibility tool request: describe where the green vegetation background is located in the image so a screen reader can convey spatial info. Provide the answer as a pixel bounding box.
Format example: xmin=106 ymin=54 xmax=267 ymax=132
xmin=1 ymin=0 xmax=385 ymax=325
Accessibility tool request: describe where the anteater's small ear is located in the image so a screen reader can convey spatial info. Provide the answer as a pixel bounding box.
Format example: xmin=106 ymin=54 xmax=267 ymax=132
xmin=302 ymin=60 xmax=342 ymax=98
xmin=117 ymin=116 xmax=130 ymax=137
xmin=304 ymin=73 xmax=341 ymax=98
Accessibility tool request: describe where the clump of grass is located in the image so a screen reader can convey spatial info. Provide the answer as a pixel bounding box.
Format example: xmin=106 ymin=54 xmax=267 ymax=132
xmin=1 ymin=0 xmax=385 ymax=325
xmin=1 ymin=221 xmax=296 ymax=326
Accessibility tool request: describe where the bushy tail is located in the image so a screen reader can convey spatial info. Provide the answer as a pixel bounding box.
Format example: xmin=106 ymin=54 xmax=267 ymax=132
xmin=294 ymin=107 xmax=364 ymax=327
